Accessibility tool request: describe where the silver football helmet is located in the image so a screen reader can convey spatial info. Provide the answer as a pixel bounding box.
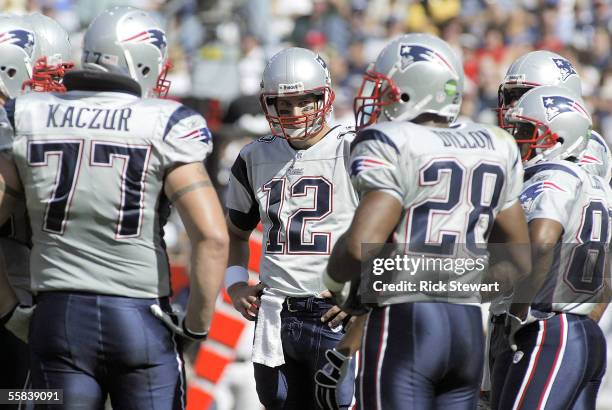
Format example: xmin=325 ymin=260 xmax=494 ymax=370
xmin=0 ymin=14 xmax=37 ymax=98
xmin=82 ymin=6 xmax=170 ymax=97
xmin=505 ymin=85 xmax=591 ymax=165
xmin=354 ymin=33 xmax=463 ymax=129
xmin=497 ymin=50 xmax=582 ymax=127
xmin=259 ymin=47 xmax=334 ymax=139
xmin=22 ymin=13 xmax=74 ymax=92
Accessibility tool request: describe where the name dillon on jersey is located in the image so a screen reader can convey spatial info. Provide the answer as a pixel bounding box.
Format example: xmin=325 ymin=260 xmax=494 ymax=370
xmin=432 ymin=129 xmax=496 ymax=150
xmin=46 ymin=103 xmax=133 ymax=132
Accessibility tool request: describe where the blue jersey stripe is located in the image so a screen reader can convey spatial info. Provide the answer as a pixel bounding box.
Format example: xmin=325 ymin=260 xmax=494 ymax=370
xmin=350 ymin=129 xmax=399 ymax=155
xmin=163 ymin=105 xmax=199 ymax=140
xmin=524 ymin=163 xmax=579 ymax=181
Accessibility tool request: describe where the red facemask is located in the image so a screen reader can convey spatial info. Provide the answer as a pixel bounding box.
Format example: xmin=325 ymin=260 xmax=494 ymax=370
xmin=152 ymin=60 xmax=172 ymax=98
xmin=503 ymin=114 xmax=559 ymax=161
xmin=353 ymin=69 xmax=400 ymax=130
xmin=22 ymin=56 xmax=74 ymax=93
xmin=259 ymin=86 xmax=334 ymax=140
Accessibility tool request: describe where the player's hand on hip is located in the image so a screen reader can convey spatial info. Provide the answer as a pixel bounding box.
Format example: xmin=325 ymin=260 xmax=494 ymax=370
xmin=1 ymin=304 xmax=35 ymax=343
xmin=321 ymin=290 xmax=349 ymax=330
xmin=505 ymin=306 xmax=547 ymax=351
xmin=149 ymin=304 xmax=208 ymax=341
xmin=315 ymin=348 xmax=350 ymax=410
xmin=227 ymin=282 xmax=265 ymax=321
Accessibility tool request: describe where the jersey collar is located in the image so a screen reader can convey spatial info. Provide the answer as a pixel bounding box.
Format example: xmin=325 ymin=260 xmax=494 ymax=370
xmin=63 ymin=70 xmax=142 ymax=97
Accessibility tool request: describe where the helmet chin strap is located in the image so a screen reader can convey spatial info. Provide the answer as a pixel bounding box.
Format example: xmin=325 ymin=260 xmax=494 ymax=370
xmin=280 ymin=117 xmax=325 ymax=139
xmin=528 ymin=136 xmax=585 ymax=165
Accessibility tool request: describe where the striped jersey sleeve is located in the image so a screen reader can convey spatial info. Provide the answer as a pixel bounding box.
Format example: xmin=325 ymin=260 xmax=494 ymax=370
xmin=349 ymin=128 xmax=404 ymax=202
xmin=520 ymin=164 xmax=580 ymax=225
xmin=225 ymin=149 xmax=260 ymax=231
xmin=159 ymin=104 xmax=213 ymax=170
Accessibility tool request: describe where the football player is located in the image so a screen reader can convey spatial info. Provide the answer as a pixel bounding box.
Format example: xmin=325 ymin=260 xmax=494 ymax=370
xmin=488 ymin=50 xmax=611 ymax=408
xmin=224 ymin=47 xmax=358 ymax=409
xmin=324 ymin=33 xmax=531 ymax=409
xmin=495 ymin=85 xmax=610 ymax=409
xmin=22 ymin=12 xmax=75 ymax=93
xmin=0 ymin=13 xmax=73 ymax=397
xmin=497 ymin=50 xmax=610 ymax=182
xmin=0 ymin=6 xmax=228 ymax=409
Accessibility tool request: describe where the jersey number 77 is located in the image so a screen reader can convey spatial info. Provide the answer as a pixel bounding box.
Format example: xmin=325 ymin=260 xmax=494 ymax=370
xmin=28 ymin=139 xmax=151 ymax=239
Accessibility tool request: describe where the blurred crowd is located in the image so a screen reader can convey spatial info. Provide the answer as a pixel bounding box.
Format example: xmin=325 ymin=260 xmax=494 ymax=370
xmin=3 ymin=0 xmax=612 ymax=177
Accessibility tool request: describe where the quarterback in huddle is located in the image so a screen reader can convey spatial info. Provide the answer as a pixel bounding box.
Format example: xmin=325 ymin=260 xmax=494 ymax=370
xmin=0 ymin=5 xmax=610 ymax=410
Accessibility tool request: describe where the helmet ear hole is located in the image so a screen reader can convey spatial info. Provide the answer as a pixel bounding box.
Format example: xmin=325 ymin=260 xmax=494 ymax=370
xmin=141 ymin=66 xmax=150 ymax=76
xmin=7 ymin=68 xmax=16 ymax=78
xmin=400 ymin=93 xmax=410 ymax=103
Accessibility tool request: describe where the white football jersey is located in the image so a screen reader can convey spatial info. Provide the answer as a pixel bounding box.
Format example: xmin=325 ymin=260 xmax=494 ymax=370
xmin=225 ymin=125 xmax=358 ymax=297
xmin=4 ymin=90 xmax=212 ymax=298
xmin=579 ymin=130 xmax=611 ymax=182
xmin=0 ymin=107 xmax=31 ymax=302
xmin=350 ymin=121 xmax=523 ymax=304
xmin=520 ymin=160 xmax=612 ymax=316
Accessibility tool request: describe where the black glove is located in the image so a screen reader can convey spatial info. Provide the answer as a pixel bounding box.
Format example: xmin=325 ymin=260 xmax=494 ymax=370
xmin=149 ymin=304 xmax=208 ymax=341
xmin=315 ymin=349 xmax=350 ymax=410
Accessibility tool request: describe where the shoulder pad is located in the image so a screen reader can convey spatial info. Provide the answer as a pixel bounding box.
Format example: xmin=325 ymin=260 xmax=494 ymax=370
xmin=524 ymin=161 xmax=582 ymax=181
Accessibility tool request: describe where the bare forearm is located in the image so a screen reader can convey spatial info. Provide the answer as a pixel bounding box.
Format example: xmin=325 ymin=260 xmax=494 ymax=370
xmin=0 ymin=250 xmax=17 ymax=316
xmin=335 ymin=314 xmax=367 ymax=356
xmin=328 ymin=233 xmax=362 ymax=283
xmin=329 ymin=192 xmax=402 ymax=283
xmin=509 ymin=244 xmax=555 ymax=318
xmin=589 ymin=303 xmax=609 ymax=323
xmin=186 ymin=237 xmax=229 ymax=332
xmin=589 ymin=274 xmax=611 ymax=322
xmin=228 ymin=227 xmax=251 ymax=268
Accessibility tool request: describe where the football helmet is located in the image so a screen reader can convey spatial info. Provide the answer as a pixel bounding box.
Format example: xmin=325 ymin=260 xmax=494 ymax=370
xmin=354 ymin=33 xmax=463 ymax=129
xmin=504 ymin=85 xmax=591 ymax=165
xmin=497 ymin=50 xmax=582 ymax=127
xmin=82 ymin=6 xmax=171 ymax=97
xmin=22 ymin=13 xmax=74 ymax=93
xmin=259 ymin=47 xmax=334 ymax=140
xmin=0 ymin=14 xmax=37 ymax=98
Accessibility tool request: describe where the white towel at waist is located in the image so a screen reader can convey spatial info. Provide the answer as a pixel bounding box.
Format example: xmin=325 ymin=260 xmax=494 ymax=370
xmin=252 ymin=290 xmax=286 ymax=367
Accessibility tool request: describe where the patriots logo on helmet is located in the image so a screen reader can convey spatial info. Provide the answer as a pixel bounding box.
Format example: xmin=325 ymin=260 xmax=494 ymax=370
xmin=542 ymin=95 xmax=589 ymax=122
xmin=121 ymin=29 xmax=167 ymax=52
xmin=0 ymin=29 xmax=35 ymax=57
xmin=398 ymin=44 xmax=456 ymax=76
xmin=519 ymin=180 xmax=567 ymax=212
xmin=552 ymin=58 xmax=577 ymax=81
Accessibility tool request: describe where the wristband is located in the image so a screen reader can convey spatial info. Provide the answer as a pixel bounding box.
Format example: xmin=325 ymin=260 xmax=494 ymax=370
xmin=322 ymin=270 xmax=345 ymax=293
xmin=224 ymin=265 xmax=249 ymax=289
xmin=182 ymin=321 xmax=209 ymax=340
